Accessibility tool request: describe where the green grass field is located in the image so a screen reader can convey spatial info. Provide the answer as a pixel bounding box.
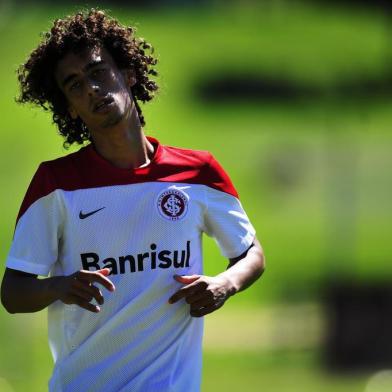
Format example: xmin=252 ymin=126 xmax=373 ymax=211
xmin=0 ymin=1 xmax=391 ymax=390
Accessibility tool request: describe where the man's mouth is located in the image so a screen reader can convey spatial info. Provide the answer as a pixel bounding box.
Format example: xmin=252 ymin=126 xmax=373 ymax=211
xmin=93 ymin=96 xmax=114 ymax=113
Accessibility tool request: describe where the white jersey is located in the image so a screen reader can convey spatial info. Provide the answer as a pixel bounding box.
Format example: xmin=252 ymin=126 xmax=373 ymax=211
xmin=6 ymin=136 xmax=256 ymax=392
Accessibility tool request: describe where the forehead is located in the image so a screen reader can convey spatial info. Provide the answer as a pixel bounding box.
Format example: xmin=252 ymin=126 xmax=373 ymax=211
xmin=54 ymin=46 xmax=117 ymax=85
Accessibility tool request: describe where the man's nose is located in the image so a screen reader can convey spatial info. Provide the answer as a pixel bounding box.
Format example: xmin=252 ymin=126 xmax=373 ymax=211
xmin=87 ymin=79 xmax=100 ymax=95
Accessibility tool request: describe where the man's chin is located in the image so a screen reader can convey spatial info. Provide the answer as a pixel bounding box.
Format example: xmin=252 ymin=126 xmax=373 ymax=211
xmin=100 ymin=113 xmax=124 ymax=129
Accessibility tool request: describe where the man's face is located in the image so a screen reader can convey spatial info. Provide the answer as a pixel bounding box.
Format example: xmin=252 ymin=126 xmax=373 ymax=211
xmin=55 ymin=46 xmax=136 ymax=133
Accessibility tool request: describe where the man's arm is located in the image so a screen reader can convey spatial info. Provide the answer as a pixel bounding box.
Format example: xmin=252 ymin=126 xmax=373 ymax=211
xmin=1 ymin=267 xmax=115 ymax=314
xmin=222 ymin=237 xmax=265 ymax=293
xmin=168 ymin=237 xmax=265 ymax=317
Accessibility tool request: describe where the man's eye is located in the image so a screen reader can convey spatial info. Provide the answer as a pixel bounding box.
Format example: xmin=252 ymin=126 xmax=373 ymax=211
xmin=70 ymin=81 xmax=81 ymax=91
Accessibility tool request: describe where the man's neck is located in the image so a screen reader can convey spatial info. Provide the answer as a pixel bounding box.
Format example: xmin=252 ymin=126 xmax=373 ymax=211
xmin=90 ymin=112 xmax=154 ymax=169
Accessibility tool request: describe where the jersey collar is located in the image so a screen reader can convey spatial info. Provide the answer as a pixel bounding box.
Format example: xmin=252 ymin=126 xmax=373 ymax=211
xmin=85 ymin=135 xmax=162 ymax=175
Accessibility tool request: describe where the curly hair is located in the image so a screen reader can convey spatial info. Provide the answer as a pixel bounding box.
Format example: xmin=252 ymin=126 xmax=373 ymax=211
xmin=17 ymin=8 xmax=159 ymax=148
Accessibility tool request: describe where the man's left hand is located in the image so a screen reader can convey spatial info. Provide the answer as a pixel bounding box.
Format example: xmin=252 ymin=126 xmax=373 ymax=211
xmin=168 ymin=274 xmax=236 ymax=317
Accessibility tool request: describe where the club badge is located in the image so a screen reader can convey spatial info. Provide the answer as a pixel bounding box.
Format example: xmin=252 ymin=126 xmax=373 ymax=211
xmin=156 ymin=188 xmax=189 ymax=221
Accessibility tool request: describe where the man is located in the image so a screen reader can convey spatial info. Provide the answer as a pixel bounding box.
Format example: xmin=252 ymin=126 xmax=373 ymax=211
xmin=1 ymin=9 xmax=265 ymax=392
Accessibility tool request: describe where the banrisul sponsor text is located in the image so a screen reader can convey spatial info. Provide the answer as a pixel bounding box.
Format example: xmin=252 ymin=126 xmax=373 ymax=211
xmin=81 ymin=241 xmax=191 ymax=275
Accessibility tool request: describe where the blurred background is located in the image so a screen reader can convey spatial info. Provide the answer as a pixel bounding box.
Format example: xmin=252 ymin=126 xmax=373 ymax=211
xmin=0 ymin=0 xmax=391 ymax=391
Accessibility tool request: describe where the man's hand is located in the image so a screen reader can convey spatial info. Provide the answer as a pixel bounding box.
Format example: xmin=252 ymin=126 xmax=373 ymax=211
xmin=168 ymin=274 xmax=236 ymax=317
xmin=57 ymin=269 xmax=115 ymax=313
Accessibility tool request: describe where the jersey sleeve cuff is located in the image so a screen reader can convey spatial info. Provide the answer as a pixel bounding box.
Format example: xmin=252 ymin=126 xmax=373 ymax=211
xmin=5 ymin=256 xmax=51 ymax=276
xmin=221 ymin=231 xmax=256 ymax=259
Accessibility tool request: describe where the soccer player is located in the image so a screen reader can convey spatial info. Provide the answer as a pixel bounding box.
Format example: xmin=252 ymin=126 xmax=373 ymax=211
xmin=0 ymin=9 xmax=265 ymax=392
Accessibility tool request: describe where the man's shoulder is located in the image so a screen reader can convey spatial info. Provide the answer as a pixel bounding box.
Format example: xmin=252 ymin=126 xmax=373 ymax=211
xmin=158 ymin=142 xmax=238 ymax=198
xmin=16 ymin=148 xmax=88 ymax=223
xmin=29 ymin=145 xmax=90 ymax=197
xmin=40 ymin=145 xmax=88 ymax=172
xmin=159 ymin=143 xmax=213 ymax=168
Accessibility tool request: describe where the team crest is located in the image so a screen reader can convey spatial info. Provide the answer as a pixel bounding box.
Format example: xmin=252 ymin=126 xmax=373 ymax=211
xmin=157 ymin=188 xmax=189 ymax=221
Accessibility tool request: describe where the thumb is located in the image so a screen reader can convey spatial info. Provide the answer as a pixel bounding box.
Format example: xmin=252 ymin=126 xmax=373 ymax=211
xmin=173 ymin=274 xmax=200 ymax=284
xmin=97 ymin=268 xmax=111 ymax=276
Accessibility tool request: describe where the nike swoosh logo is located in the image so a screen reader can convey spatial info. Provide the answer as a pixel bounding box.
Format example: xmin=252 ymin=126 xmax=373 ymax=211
xmin=79 ymin=207 xmax=106 ymax=220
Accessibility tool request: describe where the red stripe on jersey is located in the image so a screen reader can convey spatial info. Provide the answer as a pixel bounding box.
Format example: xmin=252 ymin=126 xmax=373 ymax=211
xmin=16 ymin=137 xmax=238 ymax=223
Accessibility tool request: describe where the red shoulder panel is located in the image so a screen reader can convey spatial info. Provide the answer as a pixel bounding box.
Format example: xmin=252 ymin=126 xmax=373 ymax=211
xmin=16 ymin=137 xmax=239 ymax=223
xmin=16 ymin=163 xmax=57 ymax=224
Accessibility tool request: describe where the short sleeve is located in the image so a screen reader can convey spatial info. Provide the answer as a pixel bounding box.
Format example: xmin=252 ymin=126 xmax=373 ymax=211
xmin=6 ymin=163 xmax=62 ymax=276
xmin=202 ymin=154 xmax=256 ymax=259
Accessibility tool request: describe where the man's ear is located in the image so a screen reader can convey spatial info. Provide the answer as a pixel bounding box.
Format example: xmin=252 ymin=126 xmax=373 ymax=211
xmin=122 ymin=69 xmax=136 ymax=88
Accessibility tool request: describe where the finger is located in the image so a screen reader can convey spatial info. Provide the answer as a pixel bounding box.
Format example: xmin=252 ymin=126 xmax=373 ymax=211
xmin=190 ymin=297 xmax=214 ymax=310
xmin=72 ymin=280 xmax=104 ymax=305
xmin=77 ymin=301 xmax=101 ymax=313
xmin=76 ymin=270 xmax=115 ymax=292
xmin=168 ymin=283 xmax=203 ymax=304
xmin=173 ymin=274 xmax=200 ymax=284
xmin=71 ymin=284 xmax=104 ymax=305
xmin=185 ymin=291 xmax=209 ymax=305
xmin=97 ymin=268 xmax=111 ymax=276
xmin=71 ymin=287 xmax=94 ymax=303
xmin=190 ymin=305 xmax=217 ymax=318
xmin=68 ymin=294 xmax=100 ymax=313
xmin=169 ymin=279 xmax=207 ymax=304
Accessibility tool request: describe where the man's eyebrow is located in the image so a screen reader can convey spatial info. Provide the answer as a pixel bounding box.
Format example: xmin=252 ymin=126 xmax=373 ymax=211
xmin=83 ymin=59 xmax=106 ymax=73
xmin=61 ymin=59 xmax=106 ymax=87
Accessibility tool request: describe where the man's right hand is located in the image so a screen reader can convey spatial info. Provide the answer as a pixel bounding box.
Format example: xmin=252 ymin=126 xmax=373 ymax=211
xmin=57 ymin=269 xmax=115 ymax=313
